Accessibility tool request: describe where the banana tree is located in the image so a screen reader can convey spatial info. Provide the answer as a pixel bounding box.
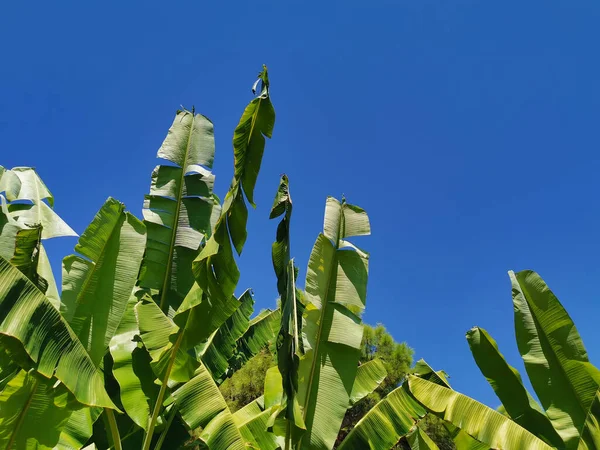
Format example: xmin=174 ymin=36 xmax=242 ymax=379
xmin=398 ymin=270 xmax=600 ymax=450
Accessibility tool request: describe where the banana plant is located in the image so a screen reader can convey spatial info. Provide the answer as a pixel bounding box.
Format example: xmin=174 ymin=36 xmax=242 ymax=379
xmin=296 ymin=197 xmax=371 ymax=450
xmin=400 ymin=270 xmax=600 ymax=450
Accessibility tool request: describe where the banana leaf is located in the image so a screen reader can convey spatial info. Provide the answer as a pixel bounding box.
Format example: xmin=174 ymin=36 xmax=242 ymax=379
xmin=407 ymin=375 xmax=553 ymax=450
xmin=511 ymin=270 xmax=600 ymax=449
xmin=297 ymin=197 xmax=370 ymax=450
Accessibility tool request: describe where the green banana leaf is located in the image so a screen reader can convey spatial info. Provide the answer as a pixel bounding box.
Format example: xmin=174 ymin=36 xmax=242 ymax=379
xmin=193 ymin=66 xmax=275 ymax=306
xmin=337 ymin=384 xmax=428 ymax=450
xmin=200 ymin=289 xmax=254 ymax=381
xmin=407 ymin=426 xmax=440 ymax=450
xmin=58 ymin=407 xmax=102 ymax=450
xmin=511 ymin=270 xmax=600 ymax=449
xmin=0 ymin=255 xmax=115 ymax=409
xmin=269 ymin=175 xmax=305 ymax=441
xmin=172 ymin=363 xmax=247 ymax=450
xmin=0 ymin=370 xmax=75 ymax=449
xmin=229 ymin=307 xmax=280 ymax=371
xmin=110 ymin=291 xmax=159 ymax=430
xmin=0 ymin=166 xmax=21 ymax=200
xmin=0 ymin=195 xmax=60 ymax=308
xmin=407 ymin=375 xmax=553 ymax=450
xmin=297 ymin=197 xmax=370 ymax=450
xmin=6 ymin=167 xmax=76 ymax=239
xmin=232 ymin=64 xmax=276 ymax=209
xmin=237 ymin=408 xmax=281 ymax=450
xmin=350 ymin=359 xmax=387 ymax=404
xmin=136 ymin=299 xmax=199 ymax=385
xmin=137 ymin=109 xmax=217 ymax=312
xmin=443 ymin=422 xmax=490 ymax=450
xmin=0 ymin=195 xmax=21 ymax=261
xmin=233 ymin=396 xmax=265 ymax=424
xmin=61 ymin=197 xmax=146 ymax=366
xmin=467 ymin=326 xmax=562 ymax=447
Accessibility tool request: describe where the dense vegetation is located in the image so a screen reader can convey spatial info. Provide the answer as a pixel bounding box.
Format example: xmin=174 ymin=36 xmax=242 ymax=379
xmin=0 ymin=66 xmax=599 ymax=450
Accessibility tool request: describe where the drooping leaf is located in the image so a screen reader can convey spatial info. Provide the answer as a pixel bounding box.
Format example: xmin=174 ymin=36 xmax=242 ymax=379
xmin=0 ymin=255 xmax=115 ymax=409
xmin=172 ymin=363 xmax=247 ymax=450
xmin=407 ymin=426 xmax=441 ymax=450
xmin=232 ymin=64 xmax=276 ymax=208
xmin=237 ymin=407 xmax=281 ymax=450
xmin=297 ymin=197 xmax=370 ymax=450
xmin=229 ymin=307 xmax=280 ymax=371
xmin=192 ymin=66 xmax=275 ymax=310
xmin=443 ymin=422 xmax=491 ymax=450
xmin=58 ymin=407 xmax=102 ymax=450
xmin=137 ymin=110 xmax=217 ymax=312
xmin=0 ymin=166 xmax=21 ymax=200
xmin=350 ymin=358 xmax=388 ymax=404
xmin=9 ymin=225 xmax=45 ymax=290
xmin=6 ymin=167 xmax=76 ymax=239
xmin=201 ymin=289 xmax=254 ymax=382
xmin=467 ymin=326 xmax=562 ymax=447
xmin=338 ymin=384 xmax=427 ymax=450
xmin=0 ymin=195 xmax=22 ymax=261
xmin=60 ymin=197 xmax=146 ymax=366
xmin=407 ymin=375 xmax=553 ymax=450
xmin=511 ymin=270 xmax=600 ymax=449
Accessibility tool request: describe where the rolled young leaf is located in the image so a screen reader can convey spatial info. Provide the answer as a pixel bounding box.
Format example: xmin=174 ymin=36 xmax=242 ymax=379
xmin=467 ymin=326 xmax=562 ymax=447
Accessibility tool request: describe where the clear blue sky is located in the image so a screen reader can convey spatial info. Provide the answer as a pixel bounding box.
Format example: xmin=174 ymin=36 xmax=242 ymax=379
xmin=1 ymin=1 xmax=599 ymax=409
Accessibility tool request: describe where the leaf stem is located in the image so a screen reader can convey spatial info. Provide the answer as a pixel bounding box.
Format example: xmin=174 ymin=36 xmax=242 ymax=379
xmin=142 ymin=332 xmax=184 ymax=450
xmin=153 ymin=404 xmax=178 ymax=450
xmin=105 ymin=408 xmax=122 ymax=450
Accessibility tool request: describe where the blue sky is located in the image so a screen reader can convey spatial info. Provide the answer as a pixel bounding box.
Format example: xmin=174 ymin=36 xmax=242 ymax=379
xmin=1 ymin=1 xmax=599 ymax=408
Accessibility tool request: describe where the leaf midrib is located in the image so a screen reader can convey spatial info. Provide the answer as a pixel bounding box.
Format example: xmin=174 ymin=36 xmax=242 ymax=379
xmin=301 ymin=203 xmax=344 ymax=442
xmin=159 ymin=112 xmax=195 ymax=312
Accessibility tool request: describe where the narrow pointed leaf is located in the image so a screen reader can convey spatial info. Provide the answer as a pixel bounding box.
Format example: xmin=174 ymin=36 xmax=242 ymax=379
xmin=297 ymin=197 xmax=370 ymax=450
xmin=350 ymin=358 xmax=388 ymax=404
xmin=408 ymin=375 xmax=553 ymax=450
xmin=0 ymin=255 xmax=116 ymax=409
xmin=467 ymin=326 xmax=562 ymax=447
xmin=511 ymin=270 xmax=600 ymax=449
xmin=338 ymin=384 xmax=427 ymax=450
xmin=138 ymin=110 xmax=216 ymax=312
xmin=60 ymin=197 xmax=146 ymax=366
